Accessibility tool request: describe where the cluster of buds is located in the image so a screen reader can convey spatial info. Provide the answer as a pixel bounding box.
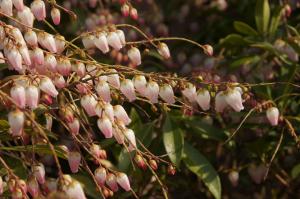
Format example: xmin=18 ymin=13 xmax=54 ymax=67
xmin=119 ymin=2 xmax=138 ymax=20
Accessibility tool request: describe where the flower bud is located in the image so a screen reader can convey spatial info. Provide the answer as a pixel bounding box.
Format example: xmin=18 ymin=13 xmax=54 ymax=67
xmin=116 ymin=30 xmax=126 ymax=46
xmin=24 ymin=30 xmax=38 ymax=47
xmin=57 ymin=58 xmax=72 ymax=76
xmin=51 ymin=7 xmax=61 ymax=25
xmin=121 ymin=4 xmax=130 ymax=17
xmin=38 ymin=32 xmax=57 ymax=53
xmin=182 ymin=83 xmax=196 ymax=103
xmin=106 ymin=173 xmax=118 ymax=192
xmin=95 ymin=102 xmax=103 ymax=117
xmin=72 ymin=62 xmax=86 ymax=77
xmin=94 ymin=32 xmax=109 ymax=54
xmin=95 ymin=80 xmax=111 ymax=102
xmin=114 ymin=105 xmax=131 ymax=125
xmin=82 ymin=34 xmax=96 ymax=49
xmin=0 ymin=0 xmax=13 ymax=16
xmin=128 ymin=47 xmax=141 ymax=66
xmin=27 ymin=176 xmax=39 ymax=198
xmin=196 ymin=89 xmax=210 ymax=111
xmin=145 ymin=81 xmax=159 ymax=103
xmin=39 ymin=77 xmax=59 ymax=97
xmin=104 ymin=103 xmax=114 ymax=121
xmin=157 ymin=43 xmax=170 ymax=59
xmin=134 ymin=154 xmax=146 ymax=170
xmin=113 ymin=126 xmax=125 ymax=144
xmin=133 ymin=75 xmax=147 ymax=95
xmin=130 ymin=8 xmax=138 ymax=20
xmin=167 ymin=165 xmax=176 ymax=175
xmin=90 ymin=144 xmax=101 ymax=158
xmin=10 ymin=85 xmax=26 ymax=108
xmin=32 ymin=47 xmax=44 ymax=65
xmin=12 ymin=0 xmax=24 ymax=11
xmin=120 ymin=79 xmax=136 ymax=102
xmin=19 ymin=46 xmax=31 ymax=66
xmin=124 ymin=128 xmax=136 ymax=151
xmin=95 ymin=167 xmax=106 ymax=186
xmin=67 ymin=118 xmax=80 ymax=135
xmin=107 ymin=32 xmax=122 ymax=51
xmin=228 ymin=170 xmax=239 ymax=187
xmin=45 ymin=54 xmax=57 ymax=72
xmin=68 ymin=151 xmax=81 ymax=173
xmin=107 ymin=69 xmax=120 ymax=89
xmin=64 ymin=180 xmax=86 ymax=199
xmin=97 ymin=116 xmax=113 ymax=138
xmin=31 ymin=0 xmax=46 ymax=21
xmin=116 ymin=173 xmax=131 ymax=192
xmin=33 ymin=163 xmax=46 ymax=184
xmin=159 ymin=84 xmax=175 ymax=104
xmin=11 ymin=188 xmax=23 ymax=199
xmin=99 ymin=149 xmax=107 ymax=159
xmin=41 ymin=93 xmax=53 ymax=105
xmin=225 ymin=88 xmax=244 ymax=112
xmin=149 ymin=159 xmax=158 ymax=170
xmin=5 ymin=48 xmax=23 ymax=72
xmin=17 ymin=6 xmax=34 ymax=28
xmin=81 ymin=94 xmax=97 ymax=116
xmin=215 ymin=91 xmax=227 ymax=112
xmin=203 ymin=44 xmax=213 ymax=56
xmin=8 ymin=109 xmax=24 ymax=137
xmin=55 ymin=35 xmax=66 ymax=54
xmin=266 ymin=107 xmax=279 ymax=126
xmin=54 ymin=74 xmax=66 ymax=89
xmin=25 ymin=85 xmax=39 ymax=109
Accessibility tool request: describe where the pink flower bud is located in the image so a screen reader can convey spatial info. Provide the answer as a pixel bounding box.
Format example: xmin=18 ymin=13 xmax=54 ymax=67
xmin=106 ymin=173 xmax=118 ymax=192
xmin=82 ymin=35 xmax=96 ymax=49
xmin=95 ymin=80 xmax=111 ymax=102
xmin=203 ymin=44 xmax=213 ymax=56
xmin=51 ymin=7 xmax=61 ymax=25
xmin=80 ymin=94 xmax=97 ymax=116
xmin=5 ymin=48 xmax=23 ymax=72
xmin=157 ymin=43 xmax=170 ymax=59
xmin=116 ymin=30 xmax=126 ymax=46
xmin=0 ymin=177 xmax=3 ymax=195
xmin=55 ymin=35 xmax=66 ymax=54
xmin=121 ymin=4 xmax=130 ymax=17
xmin=31 ymin=0 xmax=46 ymax=21
xmin=17 ymin=6 xmax=34 ymax=28
xmin=116 ymin=173 xmax=131 ymax=192
xmin=19 ymin=46 xmax=31 ymax=66
xmin=64 ymin=180 xmax=86 ymax=199
xmin=27 ymin=176 xmax=39 ymax=198
xmin=104 ymin=103 xmax=114 ymax=121
xmin=228 ymin=171 xmax=239 ymax=187
xmin=159 ymin=84 xmax=175 ymax=104
xmin=45 ymin=53 xmax=57 ymax=72
xmin=25 ymin=85 xmax=39 ymax=109
xmin=95 ymin=167 xmax=106 ymax=186
xmin=90 ymin=144 xmax=101 ymax=158
xmin=94 ymin=32 xmax=109 ymax=54
xmin=68 ymin=151 xmax=81 ymax=173
xmin=120 ymin=79 xmax=136 ymax=102
xmin=107 ymin=69 xmax=120 ymax=89
xmin=57 ymin=58 xmax=72 ymax=76
xmin=0 ymin=0 xmax=13 ymax=16
xmin=54 ymin=74 xmax=66 ymax=89
xmin=225 ymin=88 xmax=244 ymax=112
xmin=10 ymin=85 xmax=26 ymax=108
xmin=24 ymin=30 xmax=38 ymax=47
xmin=72 ymin=62 xmax=86 ymax=77
xmin=10 ymin=27 xmax=25 ymax=45
xmin=107 ymin=32 xmax=122 ymax=51
xmin=196 ymin=89 xmax=210 ymax=111
xmin=39 ymin=77 xmax=58 ymax=97
xmin=8 ymin=109 xmax=24 ymax=137
xmin=97 ymin=116 xmax=113 ymax=138
xmin=33 ymin=163 xmax=46 ymax=184
xmin=38 ymin=32 xmax=57 ymax=53
xmin=32 ymin=47 xmax=44 ymax=65
xmin=133 ymin=75 xmax=147 ymax=95
xmin=114 ymin=105 xmax=131 ymax=125
xmin=12 ymin=0 xmax=24 ymax=11
xmin=68 ymin=118 xmax=80 ymax=135
xmin=182 ymin=83 xmax=196 ymax=103
xmin=124 ymin=128 xmax=136 ymax=151
xmin=215 ymin=91 xmax=227 ymax=112
xmin=128 ymin=47 xmax=141 ymax=66
xmin=130 ymin=8 xmax=138 ymax=20
xmin=145 ymin=81 xmax=159 ymax=103
xmin=266 ymin=107 xmax=279 ymax=126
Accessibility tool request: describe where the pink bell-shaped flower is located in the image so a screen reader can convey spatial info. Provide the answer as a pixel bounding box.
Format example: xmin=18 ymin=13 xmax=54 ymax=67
xmin=12 ymin=0 xmax=24 ymax=11
xmin=121 ymin=4 xmax=130 ymax=17
xmin=157 ymin=43 xmax=170 ymax=59
xmin=25 ymin=85 xmax=39 ymax=109
xmin=39 ymin=77 xmax=58 ymax=97
xmin=55 ymin=35 xmax=66 ymax=54
xmin=182 ymin=83 xmax=196 ymax=103
xmin=45 ymin=53 xmax=57 ymax=72
xmin=95 ymin=167 xmax=106 ymax=186
xmin=51 ymin=7 xmax=61 ymax=25
xmin=64 ymin=180 xmax=87 ymax=199
xmin=24 ymin=30 xmax=38 ymax=47
xmin=128 ymin=47 xmax=141 ymax=66
xmin=94 ymin=32 xmax=109 ymax=54
xmin=215 ymin=91 xmax=227 ymax=113
xmin=8 ymin=109 xmax=24 ymax=137
xmin=32 ymin=47 xmax=44 ymax=65
xmin=107 ymin=32 xmax=122 ymax=51
xmin=82 ymin=34 xmax=95 ymax=49
xmin=10 ymin=84 xmax=26 ymax=108
xmin=80 ymin=94 xmax=97 ymax=116
xmin=114 ymin=105 xmax=131 ymax=125
xmin=33 ymin=163 xmax=46 ymax=184
xmin=27 ymin=176 xmax=39 ymax=198
xmin=104 ymin=103 xmax=114 ymax=121
xmin=203 ymin=44 xmax=213 ymax=56
xmin=19 ymin=46 xmax=31 ymax=66
xmin=68 ymin=151 xmax=81 ymax=173
xmin=97 ymin=116 xmax=113 ymax=138
xmin=124 ymin=128 xmax=136 ymax=151
xmin=145 ymin=81 xmax=159 ymax=103
xmin=30 ymin=0 xmax=46 ymax=21
xmin=159 ymin=84 xmax=175 ymax=104
xmin=116 ymin=173 xmax=131 ymax=192
xmin=196 ymin=89 xmax=210 ymax=111
xmin=17 ymin=6 xmax=34 ymax=28
xmin=0 ymin=0 xmax=13 ymax=16
xmin=225 ymin=88 xmax=244 ymax=112
xmin=133 ymin=75 xmax=147 ymax=96
xmin=57 ymin=58 xmax=72 ymax=76
xmin=5 ymin=48 xmax=23 ymax=72
xmin=107 ymin=69 xmax=120 ymax=89
xmin=67 ymin=118 xmax=80 ymax=135
xmin=95 ymin=80 xmax=111 ymax=102
xmin=266 ymin=107 xmax=279 ymax=126
xmin=54 ymin=74 xmax=66 ymax=89
xmin=106 ymin=173 xmax=118 ymax=192
xmin=38 ymin=32 xmax=57 ymax=53
xmin=130 ymin=8 xmax=138 ymax=20
xmin=120 ymin=79 xmax=136 ymax=102
xmin=72 ymin=62 xmax=86 ymax=77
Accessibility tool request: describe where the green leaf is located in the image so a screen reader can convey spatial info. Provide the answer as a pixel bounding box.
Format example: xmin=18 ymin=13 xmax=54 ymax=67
xmin=255 ymin=0 xmax=270 ymax=34
xmin=229 ymin=55 xmax=261 ymax=69
xmin=220 ymin=34 xmax=249 ymax=46
xmin=183 ymin=142 xmax=221 ymax=199
xmin=269 ymin=6 xmax=284 ymax=36
xmin=163 ymin=114 xmax=184 ymax=167
xmin=234 ymin=21 xmax=258 ymax=36
xmin=291 ymin=164 xmax=300 ymax=179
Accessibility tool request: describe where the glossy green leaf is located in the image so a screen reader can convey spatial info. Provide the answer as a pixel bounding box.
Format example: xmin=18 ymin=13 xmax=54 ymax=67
xmin=269 ymin=6 xmax=284 ymax=36
xmin=234 ymin=21 xmax=258 ymax=36
xmin=255 ymin=0 xmax=270 ymax=34
xmin=183 ymin=142 xmax=221 ymax=199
